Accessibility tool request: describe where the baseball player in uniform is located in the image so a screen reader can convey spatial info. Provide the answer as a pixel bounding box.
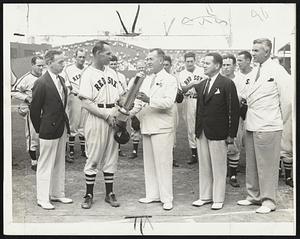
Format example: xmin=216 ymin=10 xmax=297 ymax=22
xmin=79 ymin=41 xmax=125 ymax=209
xmin=179 ymin=52 xmax=205 ymax=164
xmin=109 ymin=55 xmax=128 ymax=157
xmin=163 ymin=55 xmax=180 ymax=167
xmin=11 ymin=55 xmax=45 ymax=171
xmin=129 ymin=48 xmax=178 ymax=211
xmin=62 ymin=48 xmax=88 ymax=162
xmin=127 ymin=60 xmax=145 ymax=159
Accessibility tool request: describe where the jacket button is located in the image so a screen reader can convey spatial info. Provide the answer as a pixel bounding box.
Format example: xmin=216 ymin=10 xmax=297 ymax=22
xmin=52 ymin=122 xmax=56 ymax=126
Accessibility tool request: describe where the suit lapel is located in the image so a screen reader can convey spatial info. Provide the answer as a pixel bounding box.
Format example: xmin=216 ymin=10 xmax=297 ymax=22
xmin=149 ymin=74 xmax=160 ymax=97
xmin=205 ymin=74 xmax=221 ymax=103
xmin=46 ymin=71 xmax=64 ymax=108
xmin=246 ymin=75 xmax=265 ymax=98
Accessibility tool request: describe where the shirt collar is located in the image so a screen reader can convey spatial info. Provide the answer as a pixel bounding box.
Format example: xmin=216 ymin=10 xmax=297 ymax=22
xmin=260 ymin=57 xmax=272 ymax=68
xmin=48 ymin=70 xmax=59 ymax=83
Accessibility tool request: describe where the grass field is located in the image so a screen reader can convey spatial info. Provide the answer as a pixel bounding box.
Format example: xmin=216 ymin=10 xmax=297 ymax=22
xmin=8 ymin=98 xmax=294 ymax=234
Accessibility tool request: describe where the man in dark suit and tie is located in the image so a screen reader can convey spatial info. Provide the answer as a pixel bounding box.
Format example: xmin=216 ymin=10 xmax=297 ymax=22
xmin=30 ymin=50 xmax=73 ymax=210
xmin=192 ymin=52 xmax=240 ymax=210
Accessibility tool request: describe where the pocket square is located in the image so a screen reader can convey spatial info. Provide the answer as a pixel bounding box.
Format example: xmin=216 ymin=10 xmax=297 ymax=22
xmin=268 ymin=78 xmax=274 ymax=82
xmin=214 ymin=88 xmax=221 ymax=94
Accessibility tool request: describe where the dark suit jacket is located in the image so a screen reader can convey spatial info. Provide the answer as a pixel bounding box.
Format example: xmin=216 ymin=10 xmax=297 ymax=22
xmin=30 ymin=71 xmax=70 ymax=140
xmin=195 ymin=73 xmax=240 ymax=140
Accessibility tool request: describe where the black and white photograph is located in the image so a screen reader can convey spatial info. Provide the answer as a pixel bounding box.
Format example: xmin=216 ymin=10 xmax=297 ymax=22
xmin=3 ymin=3 xmax=296 ymax=235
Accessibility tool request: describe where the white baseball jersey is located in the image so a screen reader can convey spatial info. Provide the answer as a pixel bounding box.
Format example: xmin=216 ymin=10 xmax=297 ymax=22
xmin=234 ymin=68 xmax=257 ymax=100
xmin=11 ymin=72 xmax=39 ymax=151
xmin=178 ymin=66 xmax=205 ymax=149
xmin=62 ymin=63 xmax=88 ymax=137
xmin=79 ymin=65 xmax=124 ymax=175
xmin=79 ymin=65 xmax=124 ymax=104
xmin=62 ymin=63 xmax=86 ymax=94
xmin=179 ymin=66 xmax=205 ymax=98
xmin=116 ymin=71 xmax=128 ymax=92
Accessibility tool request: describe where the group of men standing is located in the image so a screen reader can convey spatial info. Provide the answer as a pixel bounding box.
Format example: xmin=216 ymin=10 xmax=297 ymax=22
xmin=11 ymin=38 xmax=293 ymax=214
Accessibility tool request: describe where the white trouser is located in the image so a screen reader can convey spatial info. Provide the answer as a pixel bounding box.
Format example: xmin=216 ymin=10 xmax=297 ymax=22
xmin=37 ymin=127 xmax=67 ymax=203
xmin=182 ymin=97 xmax=197 ymax=148
xmin=67 ymin=94 xmax=87 ymax=137
xmin=142 ymin=132 xmax=174 ymax=203
xmin=25 ymin=113 xmax=39 ymax=151
xmin=196 ymin=133 xmax=227 ymax=203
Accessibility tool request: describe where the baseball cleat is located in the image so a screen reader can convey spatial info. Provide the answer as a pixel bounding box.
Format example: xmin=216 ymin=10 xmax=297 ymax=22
xmin=128 ymin=152 xmax=137 ymax=159
xmin=118 ymin=151 xmax=127 ymax=157
xmin=81 ymin=194 xmax=93 ymax=209
xmin=31 ymin=159 xmax=37 ymax=171
xmin=187 ymin=155 xmax=198 ymax=165
xmin=66 ymin=151 xmax=75 ymax=163
xmin=105 ymin=192 xmax=120 ymax=207
xmin=286 ymin=177 xmax=293 ymax=187
xmin=81 ymin=151 xmax=87 ymax=158
xmin=229 ymin=176 xmax=240 ymax=187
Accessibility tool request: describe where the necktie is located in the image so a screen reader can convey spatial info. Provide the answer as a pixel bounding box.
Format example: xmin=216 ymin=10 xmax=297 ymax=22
xmin=254 ymin=63 xmax=262 ymax=82
xmin=150 ymin=74 xmax=157 ymax=89
xmin=57 ymin=76 xmax=64 ymax=102
xmin=204 ymin=78 xmax=211 ymax=99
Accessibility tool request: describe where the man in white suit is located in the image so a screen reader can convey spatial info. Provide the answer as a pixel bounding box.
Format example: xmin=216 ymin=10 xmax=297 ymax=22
xmin=237 ymin=38 xmax=291 ymax=214
xmin=129 ymin=48 xmax=177 ymax=210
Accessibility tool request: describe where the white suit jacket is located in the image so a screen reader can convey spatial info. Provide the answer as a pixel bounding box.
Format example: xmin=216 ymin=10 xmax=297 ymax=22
xmin=130 ymin=68 xmax=177 ymax=134
xmin=245 ymin=58 xmax=292 ymax=132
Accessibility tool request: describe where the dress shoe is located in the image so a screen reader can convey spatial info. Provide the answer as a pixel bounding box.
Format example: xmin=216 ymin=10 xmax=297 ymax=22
xmin=256 ymin=205 xmax=275 ymax=214
xmin=138 ymin=198 xmax=160 ymax=204
xmin=286 ymin=177 xmax=293 ymax=187
xmin=105 ymin=192 xmax=120 ymax=207
xmin=229 ymin=176 xmax=240 ymax=187
xmin=81 ymin=194 xmax=93 ymax=209
xmin=50 ymin=197 xmax=73 ymax=204
xmin=66 ymin=151 xmax=74 ymax=163
xmin=37 ymin=201 xmax=55 ymax=210
xmin=163 ymin=202 xmax=173 ymax=210
xmin=119 ymin=151 xmax=126 ymax=157
xmin=211 ymin=202 xmax=223 ymax=210
xmin=237 ymin=199 xmax=260 ymax=206
xmin=173 ymin=160 xmax=179 ymax=167
xmin=192 ymin=199 xmax=213 ymax=207
xmin=187 ymin=155 xmax=198 ymax=165
xmin=128 ymin=152 xmax=137 ymax=159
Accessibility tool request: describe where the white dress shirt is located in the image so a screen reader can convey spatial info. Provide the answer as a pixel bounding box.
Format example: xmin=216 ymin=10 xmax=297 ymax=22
xmin=48 ymin=70 xmax=64 ymax=101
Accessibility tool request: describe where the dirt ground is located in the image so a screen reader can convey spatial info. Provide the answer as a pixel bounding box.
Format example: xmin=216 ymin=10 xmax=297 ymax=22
xmin=9 ymin=100 xmax=294 ymax=234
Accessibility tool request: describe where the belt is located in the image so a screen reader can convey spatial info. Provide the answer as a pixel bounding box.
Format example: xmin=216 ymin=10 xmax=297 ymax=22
xmin=97 ymin=103 xmax=115 ymax=108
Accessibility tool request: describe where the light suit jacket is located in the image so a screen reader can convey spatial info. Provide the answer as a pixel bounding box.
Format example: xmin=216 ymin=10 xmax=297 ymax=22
xmin=130 ymin=68 xmax=177 ymax=135
xmin=245 ymin=58 xmax=292 ymax=132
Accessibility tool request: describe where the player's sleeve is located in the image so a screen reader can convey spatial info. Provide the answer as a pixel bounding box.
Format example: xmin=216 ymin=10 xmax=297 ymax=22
xmin=149 ymin=77 xmax=177 ymax=109
xmin=11 ymin=75 xmax=30 ymax=101
xmin=78 ymin=70 xmax=93 ymax=101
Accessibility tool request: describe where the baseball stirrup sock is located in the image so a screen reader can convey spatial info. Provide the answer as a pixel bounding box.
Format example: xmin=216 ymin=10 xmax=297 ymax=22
xmin=104 ymin=172 xmax=114 ymax=195
xmin=228 ymin=158 xmax=239 ymax=168
xmin=85 ymin=174 xmax=96 ymax=196
xmin=283 ymin=161 xmax=292 ymax=178
xmin=191 ymin=148 xmax=197 ymax=157
xmin=69 ymin=136 xmax=75 ymax=152
xmin=133 ymin=140 xmax=139 ymax=152
xmin=79 ymin=136 xmax=85 ymax=152
xmin=28 ymin=150 xmax=37 ymax=161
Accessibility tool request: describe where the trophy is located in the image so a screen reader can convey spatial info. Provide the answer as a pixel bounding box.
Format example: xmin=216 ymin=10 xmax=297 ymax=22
xmin=113 ymin=73 xmax=146 ymax=144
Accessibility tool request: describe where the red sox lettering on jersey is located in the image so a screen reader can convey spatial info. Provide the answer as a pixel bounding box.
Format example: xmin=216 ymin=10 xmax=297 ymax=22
xmin=94 ymin=76 xmax=117 ymax=91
